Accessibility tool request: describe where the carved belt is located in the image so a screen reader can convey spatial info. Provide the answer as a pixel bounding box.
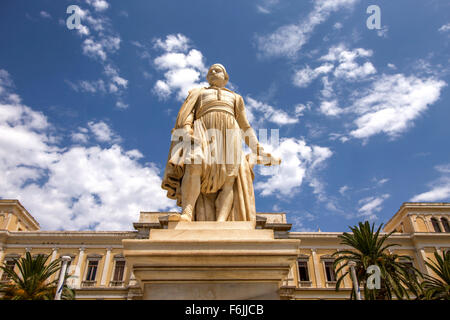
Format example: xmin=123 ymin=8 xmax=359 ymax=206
xmin=196 ymin=100 xmax=235 ymax=119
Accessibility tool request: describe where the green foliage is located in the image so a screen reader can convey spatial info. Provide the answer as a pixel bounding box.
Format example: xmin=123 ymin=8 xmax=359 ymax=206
xmin=0 ymin=252 xmax=75 ymax=300
xmin=421 ymin=251 xmax=450 ymax=300
xmin=332 ymin=221 xmax=423 ymax=300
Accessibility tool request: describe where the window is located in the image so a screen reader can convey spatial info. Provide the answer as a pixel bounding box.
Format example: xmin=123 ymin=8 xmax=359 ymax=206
xmin=431 ymin=218 xmax=442 ymax=232
xmin=441 ymin=218 xmax=450 ymax=233
xmin=85 ymin=260 xmax=98 ymax=282
xmin=82 ymin=254 xmax=102 ymax=287
xmin=111 ymin=260 xmax=126 ymax=286
xmin=324 ymin=261 xmax=336 ymax=282
xmin=1 ymin=259 xmax=16 ymax=281
xmin=298 ymin=260 xmax=310 ymax=282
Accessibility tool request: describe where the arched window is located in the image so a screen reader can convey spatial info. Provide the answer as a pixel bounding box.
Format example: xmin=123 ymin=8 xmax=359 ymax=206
xmin=441 ymin=217 xmax=450 ymax=233
xmin=431 ymin=217 xmax=442 ymax=232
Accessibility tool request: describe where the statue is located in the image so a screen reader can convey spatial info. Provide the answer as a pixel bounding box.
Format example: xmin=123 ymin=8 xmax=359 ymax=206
xmin=161 ymin=63 xmax=281 ymax=222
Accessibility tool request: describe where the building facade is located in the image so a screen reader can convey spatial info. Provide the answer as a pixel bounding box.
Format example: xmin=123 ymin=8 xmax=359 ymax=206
xmin=0 ymin=199 xmax=449 ymax=300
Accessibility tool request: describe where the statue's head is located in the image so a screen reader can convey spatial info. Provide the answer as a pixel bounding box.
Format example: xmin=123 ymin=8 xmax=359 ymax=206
xmin=206 ymin=63 xmax=229 ymax=88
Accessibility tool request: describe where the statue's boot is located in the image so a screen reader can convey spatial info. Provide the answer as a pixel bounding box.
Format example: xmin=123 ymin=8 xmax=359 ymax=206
xmin=180 ymin=205 xmax=193 ymax=222
xmin=180 ymin=213 xmax=192 ymax=222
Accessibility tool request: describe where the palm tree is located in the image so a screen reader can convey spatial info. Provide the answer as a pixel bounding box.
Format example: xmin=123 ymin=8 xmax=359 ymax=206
xmin=332 ymin=221 xmax=422 ymax=300
xmin=421 ymin=251 xmax=450 ymax=300
xmin=0 ymin=252 xmax=74 ymax=300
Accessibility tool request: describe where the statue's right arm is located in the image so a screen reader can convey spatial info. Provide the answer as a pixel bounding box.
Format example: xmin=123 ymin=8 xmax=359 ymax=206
xmin=183 ymin=111 xmax=194 ymax=135
xmin=175 ymin=88 xmax=200 ymax=132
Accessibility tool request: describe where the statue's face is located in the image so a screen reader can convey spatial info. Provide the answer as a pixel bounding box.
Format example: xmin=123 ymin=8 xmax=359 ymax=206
xmin=207 ymin=65 xmax=228 ymax=87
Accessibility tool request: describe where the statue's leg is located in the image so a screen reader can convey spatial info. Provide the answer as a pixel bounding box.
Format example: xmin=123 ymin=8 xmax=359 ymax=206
xmin=181 ymin=164 xmax=202 ymax=222
xmin=204 ymin=193 xmax=217 ymax=221
xmin=215 ymin=176 xmax=235 ymax=222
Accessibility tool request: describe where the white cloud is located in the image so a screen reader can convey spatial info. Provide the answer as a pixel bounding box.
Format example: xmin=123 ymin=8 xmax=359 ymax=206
xmin=299 ymin=45 xmax=446 ymax=143
xmin=152 ymin=34 xmax=208 ymax=101
xmin=0 ymin=69 xmax=173 ymax=231
xmin=104 ymin=64 xmax=128 ymax=89
xmin=67 ymin=79 xmax=106 ymax=93
xmin=349 ymin=74 xmax=446 ymax=140
xmin=66 ymin=5 xmax=127 ymax=108
xmin=387 ymin=63 xmax=396 ymax=70
xmin=319 ymin=99 xmax=343 ymax=116
xmin=339 ymin=185 xmax=349 ymax=195
xmin=357 ymin=194 xmax=389 ymax=220
xmin=115 ymin=100 xmax=128 ymax=109
xmin=320 ymin=76 xmax=334 ymax=98
xmin=320 ymin=45 xmax=376 ymax=80
xmin=82 ymin=38 xmax=107 ymax=61
xmin=254 ymin=138 xmax=332 ymax=197
xmin=329 ymin=132 xmax=349 ymax=143
xmin=436 ymin=164 xmax=450 ymax=174
xmin=67 ymin=66 xmax=128 ymax=103
xmin=81 ymin=37 xmax=120 ymax=61
xmin=333 ymin=22 xmax=343 ymax=30
xmin=439 ymin=23 xmax=450 ymax=32
xmin=101 ymin=36 xmax=121 ymax=52
xmin=256 ymin=0 xmax=279 ymax=14
xmin=154 ymin=80 xmax=171 ymax=99
xmin=256 ymin=0 xmax=358 ymax=58
xmin=289 ymin=214 xmax=316 ymax=232
xmin=374 ymin=177 xmax=389 ymax=186
xmin=88 ymin=121 xmax=120 ymax=143
xmin=293 ymin=45 xmax=376 ymax=97
xmin=410 ymin=182 xmax=450 ymax=202
xmin=71 ymin=132 xmax=89 ymax=144
xmin=154 ymin=33 xmax=190 ymax=53
xmin=293 ymin=64 xmax=333 ymax=87
xmin=294 ymin=103 xmax=310 ymax=117
xmin=86 ymin=0 xmax=109 ymax=12
xmin=410 ymin=164 xmax=450 ymax=202
xmin=377 ymin=25 xmax=389 ymax=38
xmin=40 ymin=11 xmax=51 ymax=19
xmin=245 ymin=96 xmax=300 ymax=126
xmin=77 ymin=24 xmax=90 ymax=37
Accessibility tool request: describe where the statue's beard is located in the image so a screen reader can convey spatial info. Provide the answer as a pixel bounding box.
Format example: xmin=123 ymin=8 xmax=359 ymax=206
xmin=208 ymin=77 xmax=227 ymax=88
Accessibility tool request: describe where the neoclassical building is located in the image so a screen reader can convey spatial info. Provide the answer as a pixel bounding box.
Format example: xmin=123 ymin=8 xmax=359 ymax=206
xmin=0 ymin=199 xmax=449 ymax=300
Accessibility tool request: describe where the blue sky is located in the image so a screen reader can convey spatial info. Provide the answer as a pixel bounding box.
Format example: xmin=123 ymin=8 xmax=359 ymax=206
xmin=0 ymin=0 xmax=449 ymax=231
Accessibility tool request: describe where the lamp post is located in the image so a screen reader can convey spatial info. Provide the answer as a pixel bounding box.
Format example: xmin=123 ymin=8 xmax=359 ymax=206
xmin=55 ymin=256 xmax=71 ymax=300
xmin=348 ymin=260 xmax=361 ymax=300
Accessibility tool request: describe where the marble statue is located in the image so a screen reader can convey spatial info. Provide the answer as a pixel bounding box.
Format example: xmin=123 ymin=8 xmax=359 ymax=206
xmin=161 ymin=64 xmax=281 ymax=222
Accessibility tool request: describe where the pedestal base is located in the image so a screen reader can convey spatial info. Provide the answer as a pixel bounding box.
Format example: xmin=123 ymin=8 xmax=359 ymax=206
xmin=122 ymin=219 xmax=300 ymax=300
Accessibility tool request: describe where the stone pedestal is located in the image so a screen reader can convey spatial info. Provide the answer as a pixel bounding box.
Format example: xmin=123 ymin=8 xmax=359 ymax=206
xmin=122 ymin=216 xmax=300 ymax=300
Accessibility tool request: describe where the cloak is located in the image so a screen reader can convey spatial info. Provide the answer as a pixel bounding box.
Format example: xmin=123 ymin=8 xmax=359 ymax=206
xmin=161 ymin=87 xmax=256 ymax=222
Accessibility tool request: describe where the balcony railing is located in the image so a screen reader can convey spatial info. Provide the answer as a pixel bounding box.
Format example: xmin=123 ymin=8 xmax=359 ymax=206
xmin=81 ymin=280 xmax=97 ymax=287
xmin=109 ymin=280 xmax=124 ymax=287
xmin=299 ymin=280 xmax=312 ymax=287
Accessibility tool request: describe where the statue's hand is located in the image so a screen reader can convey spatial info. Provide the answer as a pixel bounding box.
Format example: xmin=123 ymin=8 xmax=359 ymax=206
xmin=183 ymin=124 xmax=194 ymax=137
xmin=183 ymin=124 xmax=202 ymax=145
xmin=250 ymin=148 xmax=281 ymax=166
xmin=261 ymin=152 xmax=282 ymax=166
